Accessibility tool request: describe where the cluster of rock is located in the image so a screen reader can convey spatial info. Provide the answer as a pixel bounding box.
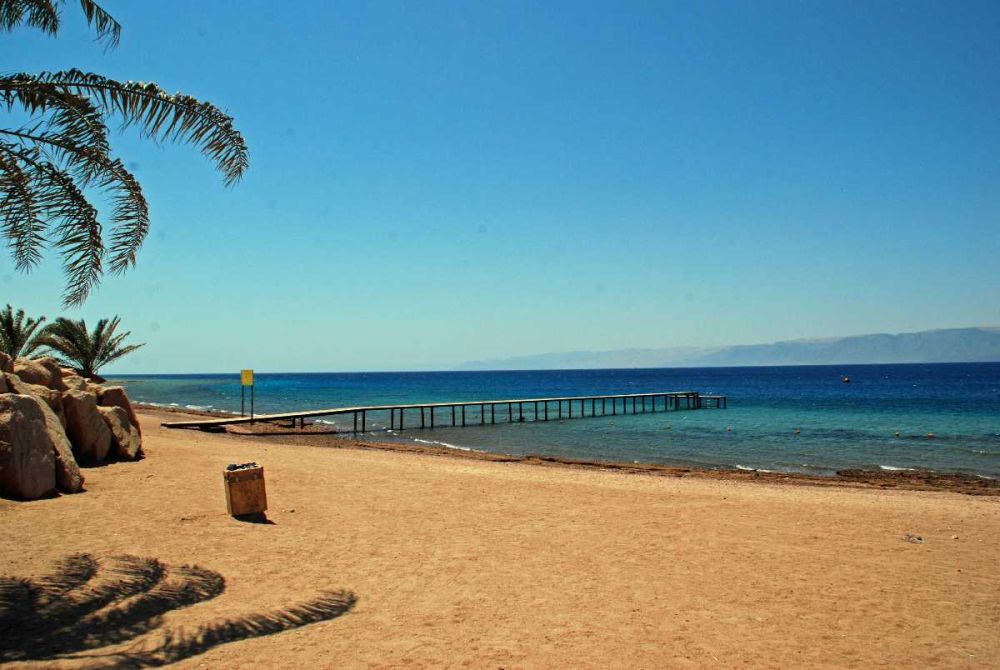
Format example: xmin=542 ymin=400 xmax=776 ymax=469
xmin=0 ymin=353 xmax=142 ymax=500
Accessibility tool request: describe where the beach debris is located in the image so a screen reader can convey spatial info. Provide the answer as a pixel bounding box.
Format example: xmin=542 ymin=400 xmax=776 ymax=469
xmin=223 ymin=463 xmax=267 ymax=517
xmin=226 ymin=461 xmax=260 ymax=471
xmin=904 ymin=534 xmax=924 ymax=544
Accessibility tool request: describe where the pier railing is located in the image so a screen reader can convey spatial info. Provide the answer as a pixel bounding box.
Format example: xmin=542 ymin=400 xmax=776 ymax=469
xmin=161 ymin=390 xmax=727 ymax=433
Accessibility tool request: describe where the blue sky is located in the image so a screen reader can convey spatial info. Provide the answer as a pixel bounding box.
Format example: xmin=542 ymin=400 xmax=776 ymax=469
xmin=5 ymin=0 xmax=999 ymax=372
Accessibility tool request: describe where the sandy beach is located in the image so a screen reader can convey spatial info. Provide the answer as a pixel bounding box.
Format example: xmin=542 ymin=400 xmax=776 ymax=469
xmin=3 ymin=409 xmax=999 ymax=669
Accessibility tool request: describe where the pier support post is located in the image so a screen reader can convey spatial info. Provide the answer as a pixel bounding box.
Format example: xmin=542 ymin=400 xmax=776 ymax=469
xmin=462 ymin=405 xmax=466 ymax=427
xmin=361 ymin=410 xmax=366 ymax=433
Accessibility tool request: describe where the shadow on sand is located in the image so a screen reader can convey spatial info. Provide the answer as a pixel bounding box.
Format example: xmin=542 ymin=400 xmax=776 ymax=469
xmin=0 ymin=553 xmax=356 ymax=668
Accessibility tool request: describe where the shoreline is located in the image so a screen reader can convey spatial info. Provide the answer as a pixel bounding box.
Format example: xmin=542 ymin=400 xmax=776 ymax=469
xmin=139 ymin=404 xmax=1000 ymax=496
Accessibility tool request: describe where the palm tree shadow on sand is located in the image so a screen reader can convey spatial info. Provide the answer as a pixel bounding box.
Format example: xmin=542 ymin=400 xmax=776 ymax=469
xmin=0 ymin=554 xmax=356 ymax=668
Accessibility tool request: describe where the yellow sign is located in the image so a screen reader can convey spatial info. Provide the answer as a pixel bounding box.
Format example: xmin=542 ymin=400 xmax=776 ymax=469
xmin=241 ymin=369 xmax=254 ymax=386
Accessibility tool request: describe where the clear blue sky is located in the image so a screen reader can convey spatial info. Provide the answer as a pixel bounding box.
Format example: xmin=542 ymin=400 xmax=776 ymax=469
xmin=5 ymin=0 xmax=999 ymax=372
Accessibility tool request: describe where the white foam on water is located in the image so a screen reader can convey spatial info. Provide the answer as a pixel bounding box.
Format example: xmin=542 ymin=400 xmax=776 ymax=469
xmin=735 ymin=464 xmax=776 ymax=473
xmin=412 ymin=438 xmax=473 ymax=452
xmin=879 ymin=465 xmax=917 ymax=472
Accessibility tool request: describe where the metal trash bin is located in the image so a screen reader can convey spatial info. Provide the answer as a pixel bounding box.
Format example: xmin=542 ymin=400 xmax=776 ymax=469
xmin=223 ymin=463 xmax=267 ymax=517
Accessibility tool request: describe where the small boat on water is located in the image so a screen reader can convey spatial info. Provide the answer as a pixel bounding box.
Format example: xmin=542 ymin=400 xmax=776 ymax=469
xmin=841 ymin=375 xmax=851 ymax=383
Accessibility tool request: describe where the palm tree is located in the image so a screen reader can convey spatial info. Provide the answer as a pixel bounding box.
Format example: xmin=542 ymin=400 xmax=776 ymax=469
xmin=1 ymin=0 xmax=248 ymax=306
xmin=37 ymin=315 xmax=144 ymax=378
xmin=0 ymin=304 xmax=46 ymax=358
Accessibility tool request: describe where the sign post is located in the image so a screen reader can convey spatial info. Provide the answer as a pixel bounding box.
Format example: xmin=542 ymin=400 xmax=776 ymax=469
xmin=240 ymin=369 xmax=255 ymax=421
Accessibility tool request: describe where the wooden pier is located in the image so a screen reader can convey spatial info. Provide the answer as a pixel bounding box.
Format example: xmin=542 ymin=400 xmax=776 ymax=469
xmin=161 ymin=391 xmax=726 ymax=433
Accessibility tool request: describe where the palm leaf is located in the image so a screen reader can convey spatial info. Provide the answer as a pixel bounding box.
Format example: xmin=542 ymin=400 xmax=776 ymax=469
xmin=0 ymin=0 xmax=120 ymax=46
xmin=1 ymin=143 xmax=104 ymax=305
xmin=0 ymin=304 xmax=47 ymax=358
xmin=21 ymin=70 xmax=249 ymax=185
xmin=37 ymin=315 xmax=143 ymax=375
xmin=1 ymin=126 xmax=149 ymax=274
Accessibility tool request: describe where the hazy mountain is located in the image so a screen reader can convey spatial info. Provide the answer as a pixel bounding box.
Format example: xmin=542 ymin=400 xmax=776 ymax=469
xmin=460 ymin=327 xmax=1000 ymax=370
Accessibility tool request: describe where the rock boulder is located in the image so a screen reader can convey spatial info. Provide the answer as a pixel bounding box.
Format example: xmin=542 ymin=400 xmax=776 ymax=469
xmin=0 ymin=352 xmax=12 ymax=373
xmin=99 ymin=406 xmax=142 ymax=460
xmin=5 ymin=373 xmax=65 ymax=426
xmin=13 ymin=357 xmax=67 ymax=392
xmin=33 ymin=395 xmax=84 ymax=493
xmin=0 ymin=394 xmax=57 ymax=499
xmin=62 ymin=390 xmax=112 ymax=462
xmin=98 ymin=386 xmax=142 ymax=437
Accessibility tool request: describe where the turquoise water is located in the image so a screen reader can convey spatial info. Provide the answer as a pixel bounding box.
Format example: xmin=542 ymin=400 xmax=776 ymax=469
xmin=110 ymin=363 xmax=1000 ymax=477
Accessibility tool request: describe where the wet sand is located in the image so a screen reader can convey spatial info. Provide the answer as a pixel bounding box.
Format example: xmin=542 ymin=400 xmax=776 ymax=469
xmin=2 ymin=408 xmax=999 ymax=668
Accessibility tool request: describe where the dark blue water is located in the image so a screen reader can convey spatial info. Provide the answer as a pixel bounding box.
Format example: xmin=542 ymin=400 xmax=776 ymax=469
xmin=110 ymin=363 xmax=1000 ymax=477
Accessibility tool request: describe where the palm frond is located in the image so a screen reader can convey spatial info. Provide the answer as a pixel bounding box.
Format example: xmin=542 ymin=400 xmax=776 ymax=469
xmin=1 ymin=126 xmax=148 ymax=274
xmin=0 ymin=0 xmax=119 ymax=46
xmin=76 ymin=0 xmax=119 ymax=47
xmin=0 ymin=0 xmax=60 ymax=37
xmin=37 ymin=315 xmax=143 ymax=375
xmin=1 ymin=143 xmax=104 ymax=306
xmin=0 ymin=304 xmax=47 ymax=358
xmin=0 ymin=79 xmax=111 ymax=156
xmin=0 ymin=149 xmax=46 ymax=271
xmin=1 ymin=4 xmax=248 ymax=306
xmin=25 ymin=70 xmax=249 ymax=185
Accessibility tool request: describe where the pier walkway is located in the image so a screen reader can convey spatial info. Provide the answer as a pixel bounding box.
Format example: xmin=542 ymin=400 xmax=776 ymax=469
xmin=161 ymin=390 xmax=727 ymax=433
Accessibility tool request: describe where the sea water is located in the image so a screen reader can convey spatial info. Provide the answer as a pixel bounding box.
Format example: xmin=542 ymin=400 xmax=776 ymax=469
xmin=109 ymin=363 xmax=1000 ymax=477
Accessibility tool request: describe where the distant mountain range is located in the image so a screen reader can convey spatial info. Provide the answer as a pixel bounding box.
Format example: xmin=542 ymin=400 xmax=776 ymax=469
xmin=460 ymin=327 xmax=1000 ymax=370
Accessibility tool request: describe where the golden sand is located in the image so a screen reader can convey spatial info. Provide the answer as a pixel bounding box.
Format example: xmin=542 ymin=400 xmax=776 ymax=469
xmin=2 ymin=409 xmax=998 ymax=668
